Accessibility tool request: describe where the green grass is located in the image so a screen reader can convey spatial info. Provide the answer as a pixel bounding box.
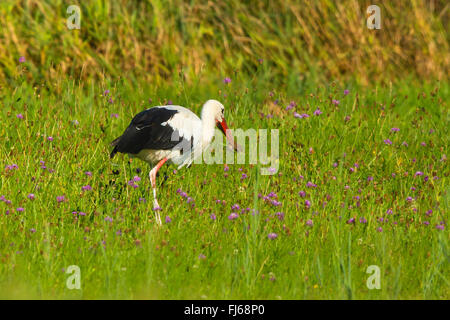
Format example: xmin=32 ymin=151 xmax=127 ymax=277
xmin=0 ymin=70 xmax=448 ymax=299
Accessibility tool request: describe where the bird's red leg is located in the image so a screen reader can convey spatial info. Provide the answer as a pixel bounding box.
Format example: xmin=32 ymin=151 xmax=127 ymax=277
xmin=149 ymin=157 xmax=168 ymax=225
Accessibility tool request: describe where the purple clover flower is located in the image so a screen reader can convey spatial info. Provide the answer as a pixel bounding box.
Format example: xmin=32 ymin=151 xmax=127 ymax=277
xmin=306 ymin=181 xmax=317 ymax=188
xmin=228 ymin=213 xmax=239 ymax=220
xmin=268 ymin=233 xmax=278 ymax=240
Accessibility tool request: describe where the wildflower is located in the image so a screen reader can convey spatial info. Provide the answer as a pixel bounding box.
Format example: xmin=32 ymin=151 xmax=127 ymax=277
xmin=306 ymin=219 xmax=313 ymax=226
xmin=27 ymin=193 xmax=35 ymax=200
xmin=110 ymin=113 xmax=119 ymax=118
xmin=268 ymin=233 xmax=278 ymax=240
xmin=344 ymin=89 xmax=350 ymax=95
xmin=313 ymin=108 xmax=322 ymax=116
xmin=19 ymin=56 xmax=26 ymax=63
xmin=402 ymin=141 xmax=408 ymax=147
xmin=198 ymin=254 xmax=206 ymax=260
xmin=165 ymin=216 xmax=171 ymax=223
xmin=228 ymin=213 xmax=239 ymax=220
xmin=298 ymin=191 xmax=306 ymax=197
xmin=224 ymin=165 xmax=229 ymax=172
xmin=406 ymin=196 xmax=413 ymax=202
xmin=84 ymin=171 xmax=92 ymax=176
xmin=275 ymin=212 xmax=285 ymax=221
xmin=104 ymin=216 xmax=113 ymax=222
xmin=420 ymin=142 xmax=426 ymax=147
xmin=30 ymin=228 xmax=36 ymax=233
xmin=17 ymin=114 xmax=24 ymax=119
xmin=435 ymin=225 xmax=444 ymax=230
xmin=56 ymin=196 xmax=65 ymax=203
xmin=359 ymin=217 xmax=367 ymax=224
xmin=367 ymin=176 xmax=374 ymax=182
xmin=210 ymin=213 xmax=217 ymax=221
xmin=426 ymin=209 xmax=432 ymax=216
xmin=293 ymin=112 xmax=301 ymax=118
xmin=103 ymin=89 xmax=110 ymax=96
xmin=16 ymin=207 xmax=24 ymax=212
xmin=332 ymin=99 xmax=340 ymax=105
xmin=384 ymin=139 xmax=392 ymax=145
xmin=241 ymin=173 xmax=248 ymax=180
xmin=133 ymin=176 xmax=141 ymax=182
xmin=333 ymin=162 xmax=338 ymax=168
xmin=414 ymin=171 xmax=423 ymax=176
xmin=386 ymin=209 xmax=393 ymax=215
xmin=391 ymin=128 xmax=400 ymax=132
xmin=231 ymin=204 xmax=240 ymax=211
xmin=377 ymin=227 xmax=383 ymax=232
xmin=81 ymin=185 xmax=92 ymax=191
xmin=285 ymin=101 xmax=296 ymax=110
xmin=223 ymin=77 xmax=231 ymax=84
xmin=306 ymin=181 xmax=317 ymax=188
xmin=347 ymin=217 xmax=355 ymax=224
xmin=47 ymin=136 xmax=54 ymax=142
xmin=268 ymin=167 xmax=277 ymax=174
xmin=271 ymin=200 xmax=282 ymax=206
xmin=6 ymin=164 xmax=19 ymax=171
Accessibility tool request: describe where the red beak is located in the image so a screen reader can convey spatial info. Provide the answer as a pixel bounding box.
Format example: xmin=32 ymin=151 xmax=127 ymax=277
xmin=217 ymin=118 xmax=240 ymax=151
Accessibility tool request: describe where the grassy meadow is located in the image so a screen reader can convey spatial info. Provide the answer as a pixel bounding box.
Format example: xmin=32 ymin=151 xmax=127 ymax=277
xmin=0 ymin=1 xmax=449 ymax=299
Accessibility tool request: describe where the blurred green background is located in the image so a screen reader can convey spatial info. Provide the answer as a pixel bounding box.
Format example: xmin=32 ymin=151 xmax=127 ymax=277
xmin=0 ymin=0 xmax=448 ymax=89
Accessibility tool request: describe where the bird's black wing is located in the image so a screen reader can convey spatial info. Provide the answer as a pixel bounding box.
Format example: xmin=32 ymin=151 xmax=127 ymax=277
xmin=110 ymin=107 xmax=184 ymax=158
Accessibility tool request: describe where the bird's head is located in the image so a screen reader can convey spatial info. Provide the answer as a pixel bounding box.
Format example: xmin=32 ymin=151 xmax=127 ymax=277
xmin=202 ymin=99 xmax=240 ymax=152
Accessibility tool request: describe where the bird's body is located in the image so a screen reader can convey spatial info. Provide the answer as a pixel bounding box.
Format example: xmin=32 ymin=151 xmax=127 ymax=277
xmin=110 ymin=100 xmax=237 ymax=225
xmin=111 ymin=105 xmax=204 ymax=168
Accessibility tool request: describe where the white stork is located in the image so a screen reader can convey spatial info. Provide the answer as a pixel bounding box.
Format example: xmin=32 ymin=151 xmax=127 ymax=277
xmin=110 ymin=99 xmax=238 ymax=225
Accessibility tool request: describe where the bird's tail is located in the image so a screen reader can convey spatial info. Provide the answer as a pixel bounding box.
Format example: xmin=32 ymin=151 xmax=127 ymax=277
xmin=110 ymin=136 xmax=121 ymax=159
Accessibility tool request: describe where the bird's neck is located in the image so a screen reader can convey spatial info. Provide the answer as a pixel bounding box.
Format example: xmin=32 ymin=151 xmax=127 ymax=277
xmin=201 ymin=111 xmax=216 ymax=148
